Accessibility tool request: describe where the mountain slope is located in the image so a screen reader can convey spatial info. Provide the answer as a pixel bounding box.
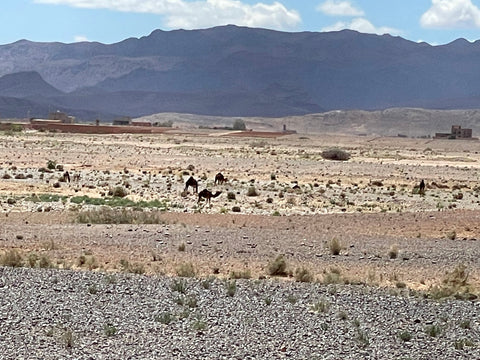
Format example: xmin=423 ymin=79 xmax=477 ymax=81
xmin=1 ymin=26 xmax=480 ymax=120
xmin=0 ymin=71 xmax=63 ymax=98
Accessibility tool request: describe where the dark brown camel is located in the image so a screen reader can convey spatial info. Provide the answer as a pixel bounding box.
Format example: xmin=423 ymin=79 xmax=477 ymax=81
xmin=63 ymin=171 xmax=70 ymax=183
xmin=198 ymin=189 xmax=222 ymax=204
xmin=214 ymin=172 xmax=226 ymax=185
xmin=185 ymin=176 xmax=198 ymax=193
xmin=419 ymin=179 xmax=425 ymax=194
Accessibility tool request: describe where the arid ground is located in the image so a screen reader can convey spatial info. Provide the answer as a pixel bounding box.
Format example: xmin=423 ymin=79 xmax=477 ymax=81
xmin=1 ymin=128 xmax=479 ymax=296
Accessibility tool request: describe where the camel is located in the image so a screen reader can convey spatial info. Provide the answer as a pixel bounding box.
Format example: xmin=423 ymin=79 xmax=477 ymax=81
xmin=214 ymin=172 xmax=226 ymax=185
xmin=185 ymin=176 xmax=198 ymax=193
xmin=198 ymin=189 xmax=222 ymax=204
xmin=419 ymin=179 xmax=426 ymax=194
xmin=63 ymin=171 xmax=70 ymax=183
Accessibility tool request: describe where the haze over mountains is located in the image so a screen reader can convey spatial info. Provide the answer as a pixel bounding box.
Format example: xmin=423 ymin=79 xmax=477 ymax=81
xmin=1 ymin=25 xmax=480 ymax=122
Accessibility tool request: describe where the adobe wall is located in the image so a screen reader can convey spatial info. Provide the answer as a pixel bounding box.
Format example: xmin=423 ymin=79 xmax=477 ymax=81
xmin=24 ymin=123 xmax=171 ymax=134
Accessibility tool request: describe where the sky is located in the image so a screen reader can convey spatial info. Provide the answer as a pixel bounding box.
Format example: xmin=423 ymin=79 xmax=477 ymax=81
xmin=2 ymin=0 xmax=480 ymax=46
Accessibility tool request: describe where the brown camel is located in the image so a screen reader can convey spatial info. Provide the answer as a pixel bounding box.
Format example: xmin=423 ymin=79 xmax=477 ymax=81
xmin=214 ymin=172 xmax=226 ymax=185
xmin=63 ymin=171 xmax=70 ymax=183
xmin=198 ymin=189 xmax=222 ymax=204
xmin=185 ymin=176 xmax=198 ymax=193
xmin=419 ymin=179 xmax=425 ymax=194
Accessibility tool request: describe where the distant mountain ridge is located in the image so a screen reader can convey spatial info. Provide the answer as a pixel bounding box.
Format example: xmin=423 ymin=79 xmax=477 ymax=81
xmin=1 ymin=25 xmax=480 ymax=120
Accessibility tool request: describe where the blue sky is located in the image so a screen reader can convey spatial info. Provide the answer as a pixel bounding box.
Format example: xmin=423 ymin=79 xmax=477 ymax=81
xmin=2 ymin=0 xmax=480 ymax=45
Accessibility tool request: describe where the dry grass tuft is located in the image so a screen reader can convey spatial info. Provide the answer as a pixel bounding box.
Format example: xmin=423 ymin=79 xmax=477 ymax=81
xmin=267 ymin=255 xmax=288 ymax=276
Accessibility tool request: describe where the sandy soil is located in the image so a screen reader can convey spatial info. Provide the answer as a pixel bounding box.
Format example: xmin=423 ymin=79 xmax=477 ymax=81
xmin=0 ymin=129 xmax=479 ymax=293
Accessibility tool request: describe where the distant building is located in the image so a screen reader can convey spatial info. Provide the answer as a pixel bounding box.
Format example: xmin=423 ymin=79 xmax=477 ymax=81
xmin=434 ymin=125 xmax=474 ymax=140
xmin=49 ymin=111 xmax=75 ymax=124
xmin=112 ymin=116 xmax=132 ymax=126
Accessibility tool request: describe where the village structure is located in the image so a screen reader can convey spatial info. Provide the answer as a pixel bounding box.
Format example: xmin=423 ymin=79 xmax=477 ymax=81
xmin=434 ymin=125 xmax=475 ymax=140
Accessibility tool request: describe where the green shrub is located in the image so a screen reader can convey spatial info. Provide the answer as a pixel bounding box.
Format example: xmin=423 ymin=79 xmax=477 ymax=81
xmin=109 ymin=186 xmax=128 ymax=198
xmin=454 ymin=338 xmax=474 ymax=350
xmin=460 ymin=319 xmax=471 ymax=329
xmin=128 ymin=263 xmax=145 ymax=274
xmin=286 ymin=294 xmax=298 ymax=304
xmin=28 ymin=253 xmax=39 ymax=267
xmin=0 ymin=249 xmax=23 ymax=267
xmin=104 ymin=324 xmax=117 ymax=337
xmin=323 ymin=267 xmax=343 ymax=284
xmin=171 ymin=279 xmax=187 ymax=293
xmin=88 ymin=284 xmax=98 ymax=294
xmin=310 ymin=299 xmax=330 ymax=313
xmin=192 ymin=317 xmax=207 ymax=331
xmin=398 ymin=331 xmax=412 ymax=342
xmin=426 ymin=325 xmax=442 ymax=337
xmin=446 ymin=230 xmax=456 ymax=240
xmin=356 ymin=329 xmax=369 ymax=347
xmin=76 ymin=208 xmax=163 ymax=224
xmin=229 ymin=269 xmax=251 ymax=279
xmin=267 ymin=255 xmax=287 ymax=276
xmin=388 ymin=244 xmax=398 ymax=259
xmin=246 ymin=186 xmax=259 ymax=197
xmin=155 ymin=312 xmax=175 ymax=325
xmin=63 ymin=329 xmax=74 ymax=348
xmin=226 ymin=280 xmax=237 ymax=297
xmin=321 ymin=148 xmax=351 ymax=161
xmin=295 ymin=267 xmax=314 ymax=283
xmin=186 ymin=295 xmax=198 ymax=308
xmin=176 ymin=262 xmax=196 ymax=277
xmin=38 ymin=255 xmax=52 ymax=268
xmin=328 ymin=238 xmax=342 ymax=255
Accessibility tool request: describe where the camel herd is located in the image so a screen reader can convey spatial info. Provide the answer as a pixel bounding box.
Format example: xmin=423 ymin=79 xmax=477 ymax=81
xmin=185 ymin=172 xmax=225 ymax=205
xmin=186 ymin=175 xmax=427 ymax=206
xmin=60 ymin=168 xmax=426 ymax=207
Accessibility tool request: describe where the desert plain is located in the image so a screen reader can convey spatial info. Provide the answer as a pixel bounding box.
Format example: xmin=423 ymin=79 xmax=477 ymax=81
xmin=0 ymin=128 xmax=479 ymax=292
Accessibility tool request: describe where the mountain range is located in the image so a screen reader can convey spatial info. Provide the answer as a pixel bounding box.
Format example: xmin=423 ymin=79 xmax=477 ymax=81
xmin=1 ymin=25 xmax=480 ymax=121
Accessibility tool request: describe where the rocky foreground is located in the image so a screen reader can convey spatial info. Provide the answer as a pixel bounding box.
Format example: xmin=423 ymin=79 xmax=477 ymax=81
xmin=0 ymin=267 xmax=478 ymax=359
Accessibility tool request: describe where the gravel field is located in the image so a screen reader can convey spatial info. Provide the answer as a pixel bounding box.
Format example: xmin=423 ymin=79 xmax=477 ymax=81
xmin=0 ymin=267 xmax=479 ymax=360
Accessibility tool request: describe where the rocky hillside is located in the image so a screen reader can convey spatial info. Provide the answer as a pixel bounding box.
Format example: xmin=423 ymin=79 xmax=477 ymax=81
xmin=1 ymin=26 xmax=480 ymax=120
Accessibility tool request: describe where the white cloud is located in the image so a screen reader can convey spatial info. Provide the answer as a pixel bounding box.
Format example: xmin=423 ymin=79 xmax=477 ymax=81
xmin=316 ymin=0 xmax=364 ymax=17
xmin=34 ymin=0 xmax=301 ymax=30
xmin=421 ymin=0 xmax=480 ymax=28
xmin=74 ymin=35 xmax=89 ymax=42
xmin=321 ymin=18 xmax=401 ymax=36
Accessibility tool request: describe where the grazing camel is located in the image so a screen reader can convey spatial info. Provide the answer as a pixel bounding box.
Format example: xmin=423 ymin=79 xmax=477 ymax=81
xmin=198 ymin=189 xmax=222 ymax=204
xmin=185 ymin=176 xmax=198 ymax=193
xmin=214 ymin=172 xmax=226 ymax=185
xmin=63 ymin=171 xmax=71 ymax=183
xmin=419 ymin=179 xmax=426 ymax=194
